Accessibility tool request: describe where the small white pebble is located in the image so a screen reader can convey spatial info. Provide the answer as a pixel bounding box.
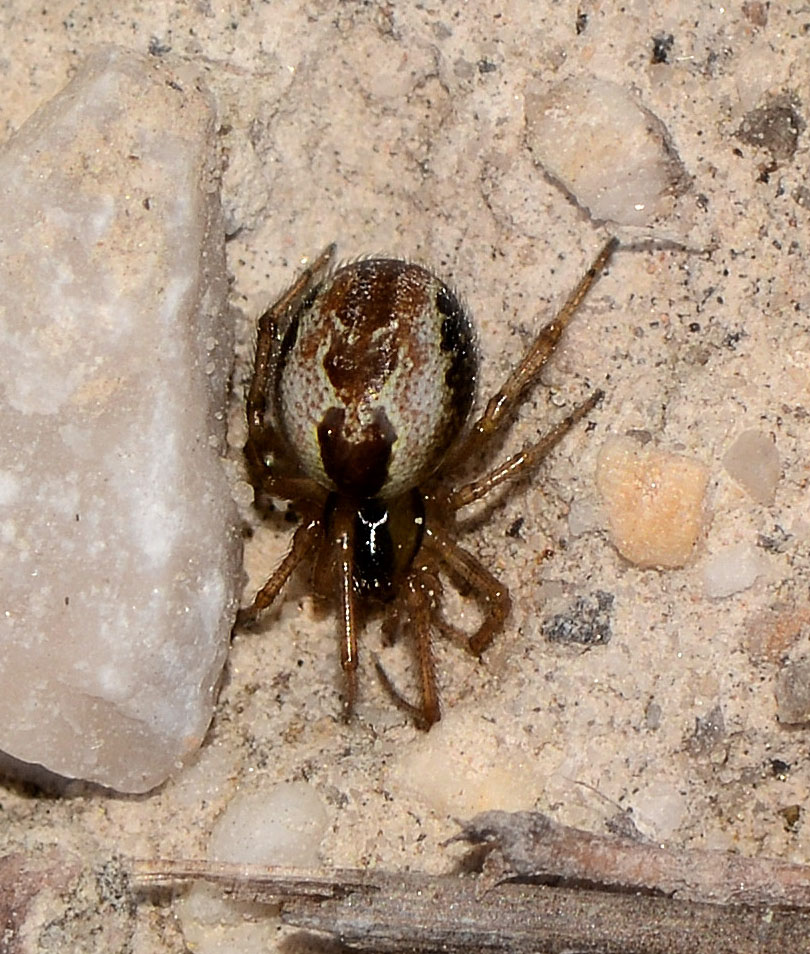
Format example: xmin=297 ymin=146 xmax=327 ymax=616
xmin=630 ymin=780 xmax=687 ymax=841
xmin=209 ymin=782 xmax=329 ymax=868
xmin=567 ymin=496 xmax=600 ymax=537
xmin=0 ymin=470 xmax=21 ymax=505
xmin=702 ymin=543 xmax=763 ymax=599
xmin=524 ymin=75 xmax=687 ymax=226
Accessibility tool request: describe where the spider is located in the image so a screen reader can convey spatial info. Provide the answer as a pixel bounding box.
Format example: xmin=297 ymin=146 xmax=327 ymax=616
xmin=238 ymin=236 xmax=618 ymax=728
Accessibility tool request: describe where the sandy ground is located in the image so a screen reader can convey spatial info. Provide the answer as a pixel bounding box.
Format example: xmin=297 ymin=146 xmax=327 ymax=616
xmin=2 ymin=2 xmax=809 ymax=951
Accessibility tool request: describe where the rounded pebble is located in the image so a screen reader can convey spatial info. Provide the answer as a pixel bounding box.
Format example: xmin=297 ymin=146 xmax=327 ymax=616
xmin=596 ymin=436 xmax=709 ymax=568
xmin=209 ymin=782 xmax=329 ymax=867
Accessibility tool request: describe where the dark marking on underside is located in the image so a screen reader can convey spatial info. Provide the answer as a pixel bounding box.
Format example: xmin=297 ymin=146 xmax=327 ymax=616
xmin=353 ymin=490 xmax=426 ymax=600
xmin=353 ymin=498 xmax=395 ymax=600
xmin=317 ymin=405 xmax=396 ymax=498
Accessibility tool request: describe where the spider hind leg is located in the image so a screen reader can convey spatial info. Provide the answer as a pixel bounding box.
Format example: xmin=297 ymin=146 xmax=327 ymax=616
xmin=376 ymin=527 xmax=512 ymax=728
xmin=375 ymin=574 xmax=441 ymax=729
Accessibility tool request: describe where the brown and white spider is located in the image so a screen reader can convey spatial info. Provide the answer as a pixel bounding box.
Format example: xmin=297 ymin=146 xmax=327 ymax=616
xmin=238 ymin=236 xmax=618 ymax=727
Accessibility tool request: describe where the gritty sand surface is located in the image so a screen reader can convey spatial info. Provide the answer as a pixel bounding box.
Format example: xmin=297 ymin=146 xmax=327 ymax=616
xmin=2 ymin=2 xmax=810 ymax=951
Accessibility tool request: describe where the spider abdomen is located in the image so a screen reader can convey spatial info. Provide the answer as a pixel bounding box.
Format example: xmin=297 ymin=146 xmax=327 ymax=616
xmin=275 ymin=258 xmax=477 ymax=499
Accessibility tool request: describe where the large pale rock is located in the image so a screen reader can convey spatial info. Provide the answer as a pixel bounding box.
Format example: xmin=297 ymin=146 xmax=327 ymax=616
xmin=0 ymin=48 xmax=241 ymax=792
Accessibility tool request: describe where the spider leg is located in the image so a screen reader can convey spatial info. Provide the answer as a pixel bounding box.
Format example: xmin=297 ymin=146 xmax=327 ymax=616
xmin=451 ymin=237 xmax=617 ymax=465
xmin=331 ymin=507 xmax=360 ymax=721
xmin=449 ymin=389 xmax=603 ymax=510
xmin=375 ymin=575 xmax=441 ymax=729
xmin=421 ymin=525 xmax=511 ymax=656
xmin=377 ymin=521 xmax=512 ymax=724
xmin=237 ymin=516 xmax=322 ymax=625
xmin=380 ymin=598 xmax=403 ymax=646
xmin=244 ymin=244 xmax=336 ymax=494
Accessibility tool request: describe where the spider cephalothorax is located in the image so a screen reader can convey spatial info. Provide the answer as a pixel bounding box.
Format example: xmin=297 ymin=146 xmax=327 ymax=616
xmin=239 ymin=238 xmax=617 ymax=727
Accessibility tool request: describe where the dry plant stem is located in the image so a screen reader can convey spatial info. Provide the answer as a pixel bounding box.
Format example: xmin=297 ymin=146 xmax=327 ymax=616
xmin=458 ymin=810 xmax=810 ymax=909
xmin=132 ymin=858 xmax=810 ymax=954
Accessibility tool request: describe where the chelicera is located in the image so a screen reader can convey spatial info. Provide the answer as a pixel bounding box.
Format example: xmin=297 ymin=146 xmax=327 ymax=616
xmin=239 ymin=237 xmax=618 ymax=727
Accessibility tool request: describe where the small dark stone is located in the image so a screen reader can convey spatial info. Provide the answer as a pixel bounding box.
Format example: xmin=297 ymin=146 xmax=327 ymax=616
xmin=793 ymin=185 xmax=810 ymax=208
xmin=756 ymin=526 xmax=791 ymax=553
xmin=686 ymin=705 xmax=725 ymax=755
xmin=779 ymin=804 xmax=801 ymax=831
xmin=605 ymin=809 xmax=644 ymax=841
xmin=506 ymin=517 xmax=525 ymax=539
xmin=651 ymin=33 xmax=675 ymax=64
xmin=542 ymin=591 xmax=614 ymax=646
xmin=148 ymin=36 xmax=172 ymax=57
xmin=644 ymin=699 xmax=662 ymax=731
xmin=624 ymin=428 xmax=653 ymax=445
xmin=736 ymin=94 xmax=805 ymax=165
xmin=742 ymin=1 xmax=769 ymax=28
xmin=775 ymin=656 xmax=810 ymax=724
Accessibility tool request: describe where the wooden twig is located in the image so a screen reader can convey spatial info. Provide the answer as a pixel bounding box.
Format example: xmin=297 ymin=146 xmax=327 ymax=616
xmin=455 ymin=809 xmax=810 ymax=908
xmin=133 ymin=812 xmax=810 ymax=954
xmin=279 ymin=875 xmax=810 ymax=954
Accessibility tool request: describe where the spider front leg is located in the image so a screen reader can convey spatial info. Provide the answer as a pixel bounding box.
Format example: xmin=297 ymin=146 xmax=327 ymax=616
xmin=325 ymin=503 xmax=361 ymax=721
xmin=446 ymin=238 xmax=614 ymax=537
xmin=244 ymin=244 xmax=335 ymax=497
xmin=237 ymin=516 xmax=322 ymax=626
xmin=448 ymin=389 xmax=603 ymax=509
